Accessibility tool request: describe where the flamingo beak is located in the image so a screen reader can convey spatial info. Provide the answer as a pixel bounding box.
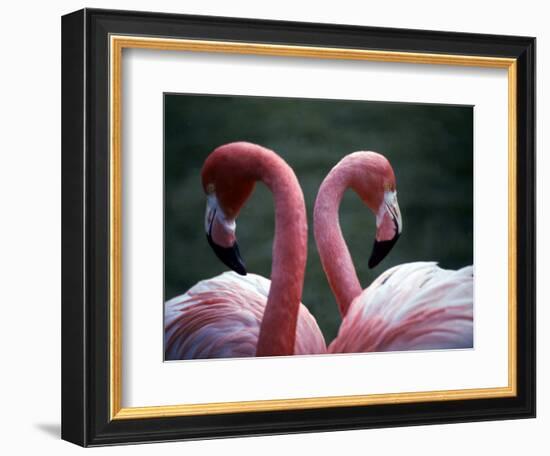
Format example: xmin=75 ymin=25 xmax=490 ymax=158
xmin=205 ymin=195 xmax=247 ymax=275
xmin=368 ymin=191 xmax=402 ymax=268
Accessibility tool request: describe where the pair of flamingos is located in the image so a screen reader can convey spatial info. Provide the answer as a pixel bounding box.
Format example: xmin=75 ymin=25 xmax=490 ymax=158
xmin=165 ymin=142 xmax=473 ymax=359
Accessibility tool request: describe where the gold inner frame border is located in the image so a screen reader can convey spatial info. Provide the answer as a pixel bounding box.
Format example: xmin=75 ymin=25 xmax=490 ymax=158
xmin=109 ymin=35 xmax=517 ymax=420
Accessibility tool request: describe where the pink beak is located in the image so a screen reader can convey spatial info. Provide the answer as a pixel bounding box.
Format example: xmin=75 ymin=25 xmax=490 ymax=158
xmin=369 ymin=193 xmax=402 ymax=268
xmin=205 ymin=195 xmax=247 ymax=275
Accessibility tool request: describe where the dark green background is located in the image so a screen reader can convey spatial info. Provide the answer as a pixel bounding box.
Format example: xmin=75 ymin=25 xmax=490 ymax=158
xmin=164 ymin=94 xmax=473 ymax=342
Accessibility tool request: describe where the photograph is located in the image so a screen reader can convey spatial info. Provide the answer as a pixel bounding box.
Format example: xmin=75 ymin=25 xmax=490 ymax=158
xmin=163 ymin=94 xmax=474 ymax=360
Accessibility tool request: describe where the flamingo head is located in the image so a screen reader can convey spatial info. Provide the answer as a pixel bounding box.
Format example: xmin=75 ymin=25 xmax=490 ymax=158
xmin=348 ymin=152 xmax=403 ymax=268
xmin=200 ymin=143 xmax=257 ymax=275
xmin=369 ymin=185 xmax=402 ymax=268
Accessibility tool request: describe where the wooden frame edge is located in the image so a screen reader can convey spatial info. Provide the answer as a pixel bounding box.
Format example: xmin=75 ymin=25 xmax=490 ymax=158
xmin=112 ymin=386 xmax=516 ymax=420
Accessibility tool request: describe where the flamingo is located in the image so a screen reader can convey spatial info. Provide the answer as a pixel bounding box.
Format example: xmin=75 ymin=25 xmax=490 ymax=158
xmin=165 ymin=142 xmax=327 ymax=360
xmin=313 ymin=151 xmax=473 ymax=353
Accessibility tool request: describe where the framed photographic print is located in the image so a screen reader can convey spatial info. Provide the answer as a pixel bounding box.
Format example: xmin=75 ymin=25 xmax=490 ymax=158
xmin=61 ymin=8 xmax=535 ymax=447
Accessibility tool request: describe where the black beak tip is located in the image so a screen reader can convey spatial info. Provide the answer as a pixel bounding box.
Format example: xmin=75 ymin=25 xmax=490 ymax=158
xmin=368 ymin=234 xmax=400 ymax=269
xmin=232 ymin=261 xmax=247 ymax=276
xmin=206 ymin=234 xmax=247 ymax=275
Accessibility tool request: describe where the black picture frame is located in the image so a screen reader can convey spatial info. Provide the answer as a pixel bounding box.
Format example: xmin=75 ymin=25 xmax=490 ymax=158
xmin=62 ymin=8 xmax=535 ymax=447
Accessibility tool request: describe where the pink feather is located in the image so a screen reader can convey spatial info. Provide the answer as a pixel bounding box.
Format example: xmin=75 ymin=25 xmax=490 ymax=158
xmin=328 ymin=262 xmax=473 ymax=353
xmin=165 ymin=272 xmax=326 ymax=359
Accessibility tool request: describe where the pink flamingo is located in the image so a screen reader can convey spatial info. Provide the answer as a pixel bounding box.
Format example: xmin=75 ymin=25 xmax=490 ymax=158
xmin=314 ymin=151 xmax=473 ymax=353
xmin=165 ymin=142 xmax=327 ymax=360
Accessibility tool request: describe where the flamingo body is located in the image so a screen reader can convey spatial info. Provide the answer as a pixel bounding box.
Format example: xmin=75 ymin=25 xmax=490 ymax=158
xmin=165 ymin=272 xmax=327 ymax=360
xmin=314 ymin=151 xmax=474 ymax=354
xmin=165 ymin=142 xmax=326 ymax=359
xmin=328 ymin=262 xmax=473 ymax=353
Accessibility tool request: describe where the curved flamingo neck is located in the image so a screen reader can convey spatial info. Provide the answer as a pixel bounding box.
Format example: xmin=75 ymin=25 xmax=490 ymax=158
xmin=313 ymin=164 xmax=362 ymax=317
xmin=213 ymin=143 xmax=307 ymax=356
xmin=256 ymin=154 xmax=307 ymax=356
xmin=314 ymin=152 xmax=390 ymax=316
